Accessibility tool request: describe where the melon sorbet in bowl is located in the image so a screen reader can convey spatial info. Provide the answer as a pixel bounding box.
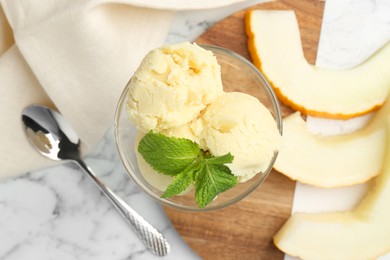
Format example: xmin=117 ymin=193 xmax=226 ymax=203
xmin=115 ymin=42 xmax=282 ymax=211
xmin=126 ymin=42 xmax=224 ymax=132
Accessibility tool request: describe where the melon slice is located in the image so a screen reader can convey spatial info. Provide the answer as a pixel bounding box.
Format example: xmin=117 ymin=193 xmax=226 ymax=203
xmin=273 ymin=99 xmax=390 ymax=188
xmin=273 ymin=118 xmax=390 ymax=260
xmin=245 ymin=10 xmax=390 ymax=119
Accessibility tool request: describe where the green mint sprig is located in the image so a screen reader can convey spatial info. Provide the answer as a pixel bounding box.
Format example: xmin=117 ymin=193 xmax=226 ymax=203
xmin=138 ymin=131 xmax=237 ymax=208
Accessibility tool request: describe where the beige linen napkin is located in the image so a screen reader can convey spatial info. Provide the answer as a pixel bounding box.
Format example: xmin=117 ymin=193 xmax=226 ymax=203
xmin=0 ymin=6 xmax=12 ymax=54
xmin=0 ymin=0 xmax=174 ymax=178
xmin=117 ymin=0 xmax=248 ymax=10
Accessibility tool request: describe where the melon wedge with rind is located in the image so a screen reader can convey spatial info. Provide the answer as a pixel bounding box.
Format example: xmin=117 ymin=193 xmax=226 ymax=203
xmin=273 ymin=98 xmax=390 ymax=188
xmin=273 ymin=118 xmax=390 ymax=260
xmin=245 ymin=10 xmax=390 ymax=119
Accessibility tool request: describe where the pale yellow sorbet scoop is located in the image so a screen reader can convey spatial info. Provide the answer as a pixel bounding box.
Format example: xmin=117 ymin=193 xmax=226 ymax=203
xmin=127 ymin=42 xmax=224 ymax=132
xmin=194 ymin=92 xmax=282 ymax=182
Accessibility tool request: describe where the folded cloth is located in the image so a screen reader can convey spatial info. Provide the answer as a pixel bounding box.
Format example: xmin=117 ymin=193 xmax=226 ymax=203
xmin=0 ymin=0 xmax=174 ymax=178
xmin=114 ymin=0 xmax=248 ymax=10
xmin=0 ymin=6 xmax=12 ymax=53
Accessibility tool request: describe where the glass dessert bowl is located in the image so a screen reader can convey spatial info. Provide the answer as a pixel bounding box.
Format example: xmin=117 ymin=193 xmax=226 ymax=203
xmin=114 ymin=44 xmax=282 ymax=212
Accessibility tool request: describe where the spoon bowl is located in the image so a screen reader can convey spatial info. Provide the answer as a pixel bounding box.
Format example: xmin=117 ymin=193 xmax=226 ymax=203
xmin=22 ymin=105 xmax=80 ymax=161
xmin=22 ymin=104 xmax=170 ymax=256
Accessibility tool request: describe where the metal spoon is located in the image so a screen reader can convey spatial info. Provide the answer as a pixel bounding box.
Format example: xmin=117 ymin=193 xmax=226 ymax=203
xmin=21 ymin=104 xmax=170 ymax=256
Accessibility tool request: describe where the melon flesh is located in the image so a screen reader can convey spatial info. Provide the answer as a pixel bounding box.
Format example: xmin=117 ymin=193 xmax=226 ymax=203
xmin=273 ymin=98 xmax=390 ymax=187
xmin=274 ymin=118 xmax=390 ymax=260
xmin=245 ymin=10 xmax=390 ymax=119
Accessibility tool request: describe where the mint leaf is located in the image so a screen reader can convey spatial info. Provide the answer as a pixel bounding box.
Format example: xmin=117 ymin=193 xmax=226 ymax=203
xmin=138 ymin=132 xmax=238 ymax=208
xmin=205 ymin=153 xmax=233 ymax=165
xmin=161 ymin=160 xmax=201 ymax=198
xmin=138 ymin=131 xmax=200 ymax=176
xmin=195 ymin=161 xmax=238 ymax=208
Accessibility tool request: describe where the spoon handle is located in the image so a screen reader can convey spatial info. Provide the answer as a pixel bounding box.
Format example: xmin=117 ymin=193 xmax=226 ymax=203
xmin=74 ymin=159 xmax=170 ymax=256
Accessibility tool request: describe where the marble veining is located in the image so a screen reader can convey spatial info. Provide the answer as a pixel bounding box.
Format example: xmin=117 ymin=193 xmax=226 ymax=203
xmin=0 ymin=1 xmax=268 ymax=259
xmin=316 ymin=0 xmax=390 ymax=69
xmin=0 ymin=127 xmax=197 ymax=260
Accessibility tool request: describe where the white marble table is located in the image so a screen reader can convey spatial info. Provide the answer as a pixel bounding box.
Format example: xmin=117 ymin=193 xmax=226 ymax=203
xmin=1 ymin=0 xmax=390 ymax=259
xmin=0 ymin=1 xmax=265 ymax=259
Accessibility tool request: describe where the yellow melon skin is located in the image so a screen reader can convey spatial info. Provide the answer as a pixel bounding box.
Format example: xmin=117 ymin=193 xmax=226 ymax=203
xmin=273 ymin=96 xmax=390 ymax=187
xmin=274 ymin=119 xmax=390 ymax=260
xmin=245 ymin=10 xmax=390 ymax=119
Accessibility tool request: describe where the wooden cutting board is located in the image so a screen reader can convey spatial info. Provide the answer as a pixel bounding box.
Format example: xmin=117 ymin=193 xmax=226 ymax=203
xmin=164 ymin=0 xmax=325 ymax=259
